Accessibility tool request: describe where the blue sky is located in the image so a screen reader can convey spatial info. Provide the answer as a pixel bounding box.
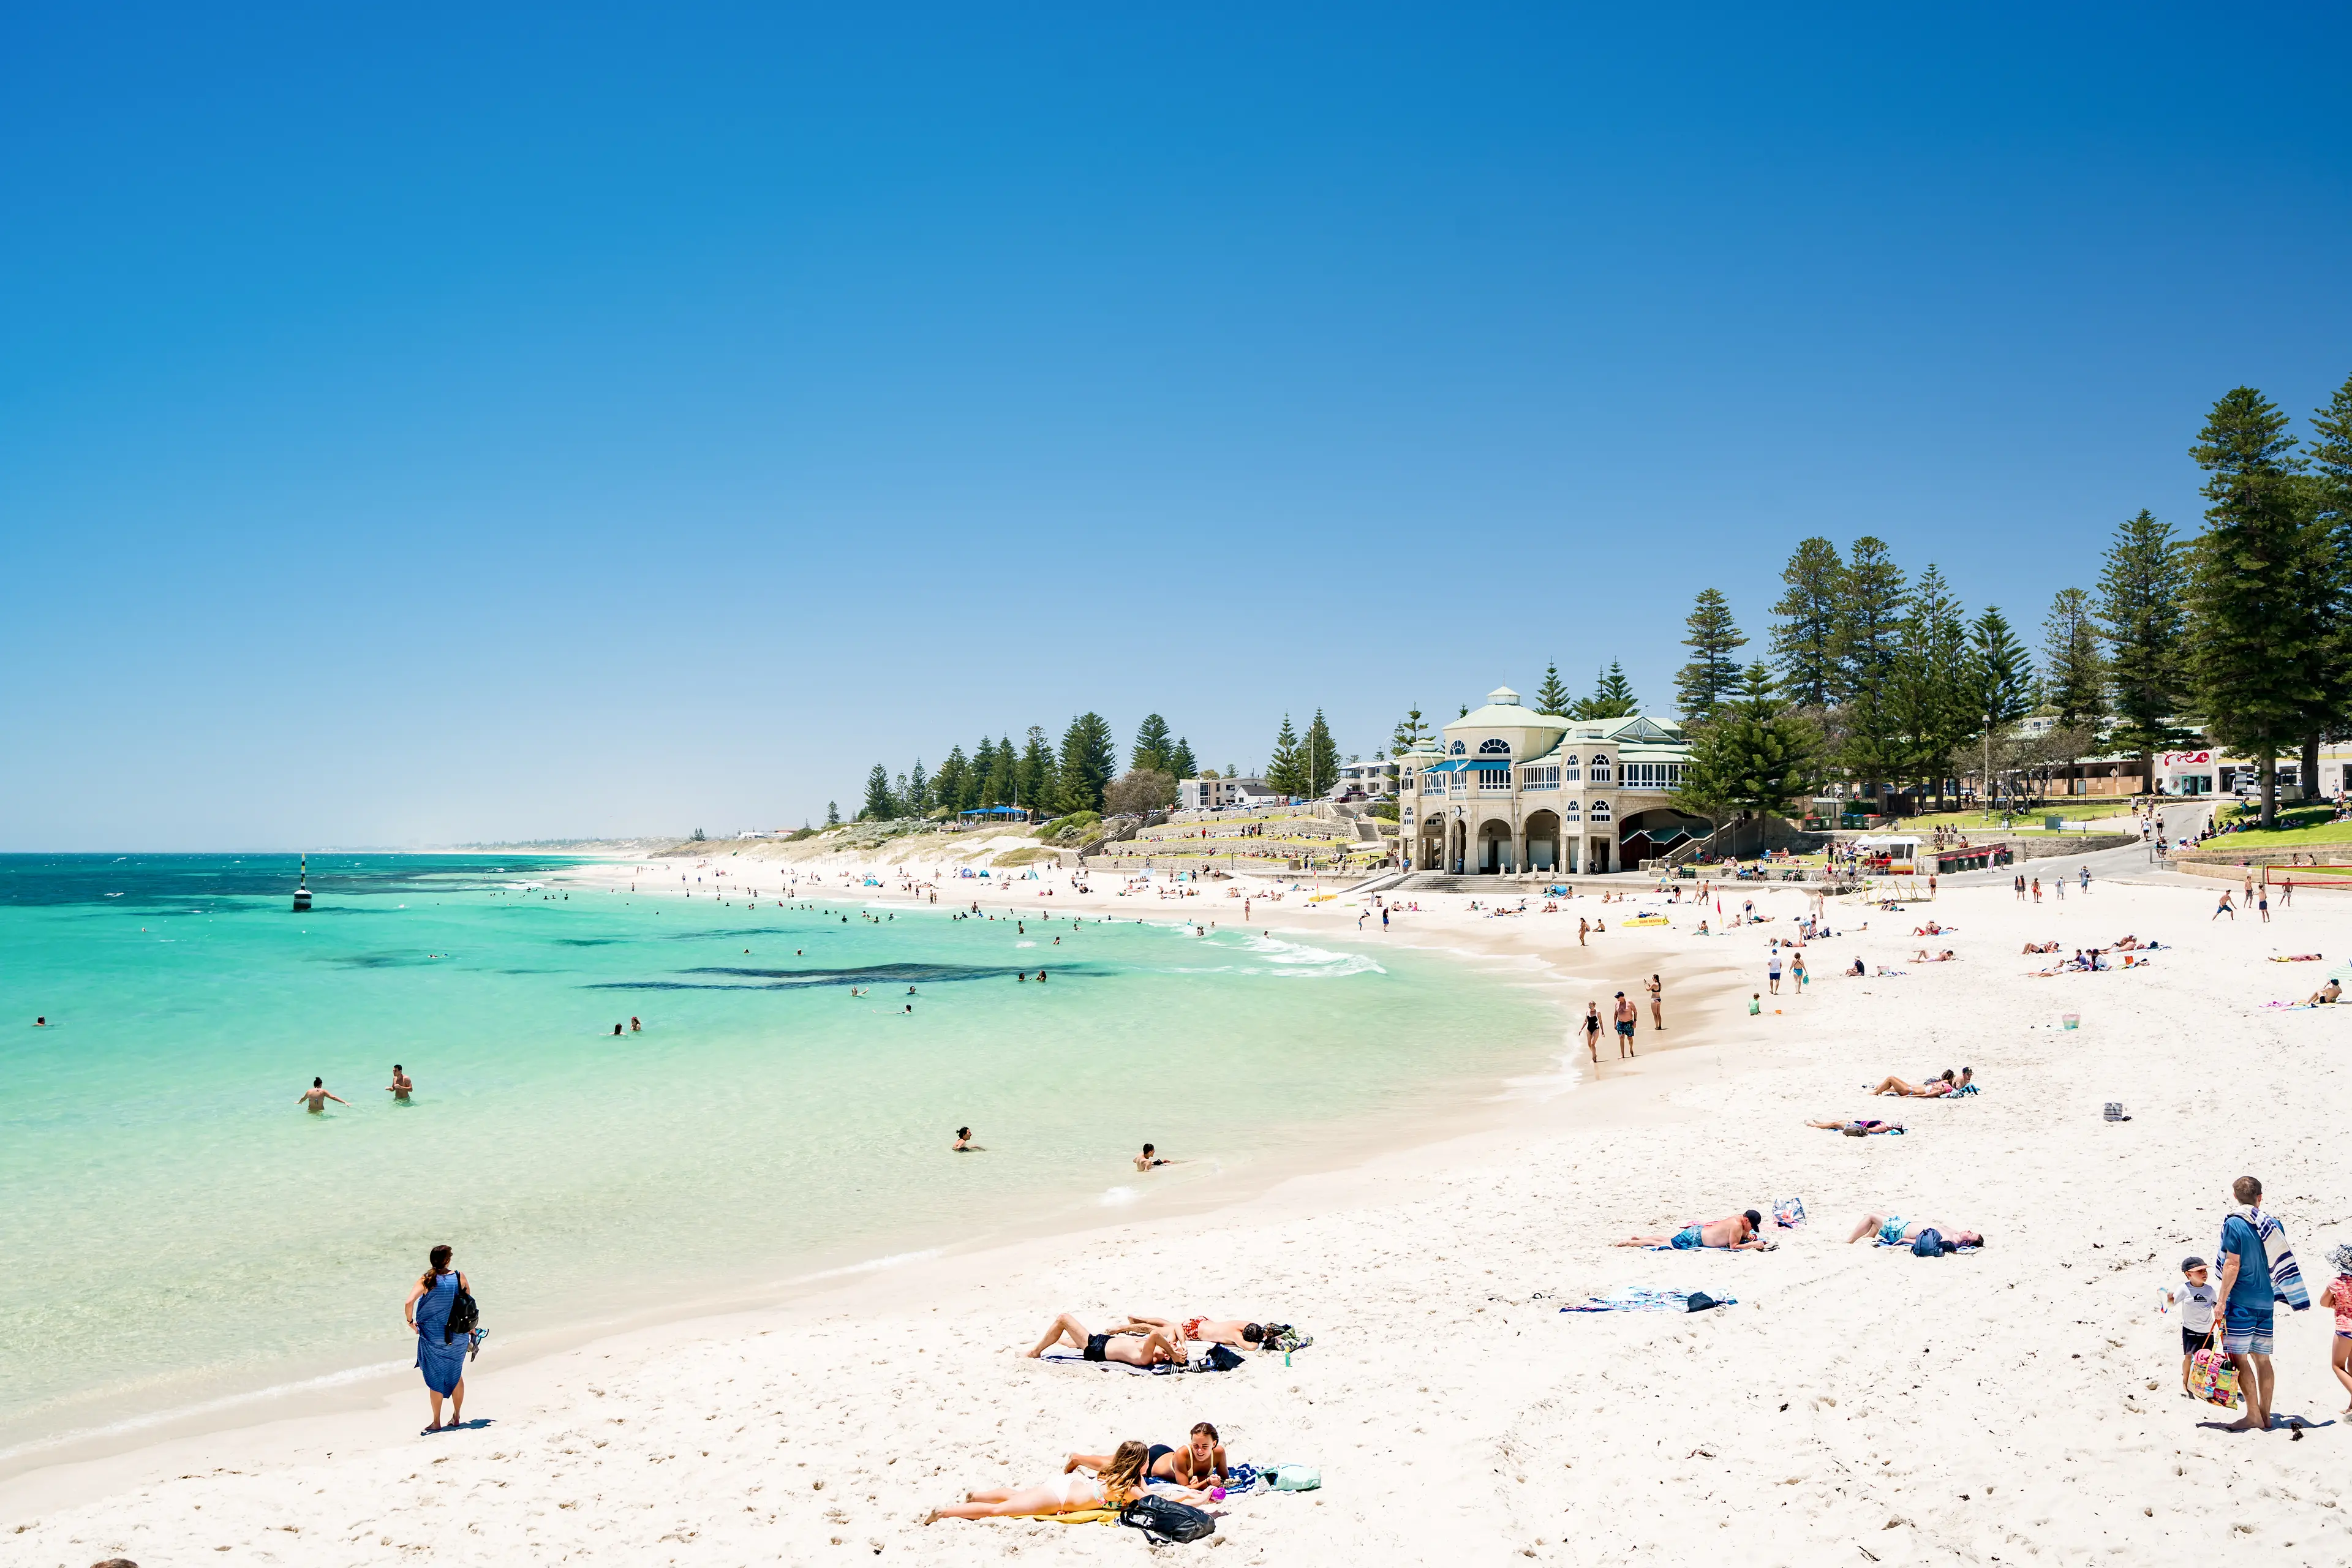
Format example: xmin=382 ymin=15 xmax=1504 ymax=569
xmin=4 ymin=6 xmax=2348 ymax=847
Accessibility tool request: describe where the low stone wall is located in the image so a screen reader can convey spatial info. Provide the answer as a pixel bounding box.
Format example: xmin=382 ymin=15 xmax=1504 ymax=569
xmin=2013 ymin=833 xmax=2136 ymax=861
xmin=2169 ymin=848 xmax=2352 ymax=876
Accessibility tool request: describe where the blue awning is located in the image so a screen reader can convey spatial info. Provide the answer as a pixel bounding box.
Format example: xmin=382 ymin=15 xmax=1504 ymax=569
xmin=1466 ymin=758 xmax=1512 ymax=771
xmin=1422 ymin=760 xmax=1466 ymax=773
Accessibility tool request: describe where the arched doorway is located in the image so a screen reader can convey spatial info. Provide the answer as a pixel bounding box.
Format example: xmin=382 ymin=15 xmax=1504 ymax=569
xmin=1522 ymin=809 xmax=1562 ymax=873
xmin=1478 ymin=819 xmax=1515 ymax=874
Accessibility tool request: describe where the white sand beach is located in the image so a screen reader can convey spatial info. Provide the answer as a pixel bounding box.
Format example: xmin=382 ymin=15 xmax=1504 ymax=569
xmin=12 ymin=862 xmax=2352 ymax=1566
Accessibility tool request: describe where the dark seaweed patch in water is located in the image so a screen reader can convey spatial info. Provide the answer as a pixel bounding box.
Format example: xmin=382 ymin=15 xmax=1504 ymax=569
xmin=551 ymin=937 xmax=628 ymax=947
xmin=326 ymin=951 xmax=446 ymax=970
xmin=589 ymin=961 xmax=1091 ymax=991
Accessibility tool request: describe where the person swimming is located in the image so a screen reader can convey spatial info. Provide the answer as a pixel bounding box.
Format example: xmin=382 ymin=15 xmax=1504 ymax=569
xmin=952 ymin=1126 xmax=982 ymax=1150
xmin=385 ymin=1065 xmax=413 ymax=1102
xmin=298 ymin=1077 xmax=348 ymax=1114
xmin=1134 ymin=1142 xmax=1179 ymax=1172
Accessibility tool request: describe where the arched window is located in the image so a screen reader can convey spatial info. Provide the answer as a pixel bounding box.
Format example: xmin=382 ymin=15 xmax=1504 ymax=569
xmin=1477 ymin=737 xmax=1510 ymax=755
xmin=1588 ymin=753 xmax=1613 ymax=783
xmin=1449 ymin=741 xmax=1466 ymax=755
xmin=1589 ymin=799 xmax=1612 ymax=823
xmin=1562 ymin=799 xmax=1581 ymax=821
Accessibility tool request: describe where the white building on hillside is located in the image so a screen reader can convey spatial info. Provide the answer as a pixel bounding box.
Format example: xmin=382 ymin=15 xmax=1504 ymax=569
xmin=1399 ymin=686 xmax=1706 ymax=874
xmin=1178 ymin=775 xmax=1280 ymax=810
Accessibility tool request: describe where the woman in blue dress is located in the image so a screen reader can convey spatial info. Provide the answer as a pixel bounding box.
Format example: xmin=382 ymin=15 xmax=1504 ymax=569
xmin=402 ymin=1244 xmax=475 ymax=1432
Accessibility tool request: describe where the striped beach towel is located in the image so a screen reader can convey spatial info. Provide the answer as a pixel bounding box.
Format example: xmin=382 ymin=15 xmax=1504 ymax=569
xmin=2226 ymin=1208 xmax=2311 ymax=1312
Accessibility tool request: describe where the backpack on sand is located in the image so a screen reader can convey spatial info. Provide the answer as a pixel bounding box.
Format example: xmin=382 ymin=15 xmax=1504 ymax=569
xmin=1119 ymin=1494 xmax=1216 ymax=1544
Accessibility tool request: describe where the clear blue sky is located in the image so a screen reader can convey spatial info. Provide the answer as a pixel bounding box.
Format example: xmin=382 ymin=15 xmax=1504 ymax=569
xmin=4 ymin=6 xmax=2348 ymax=847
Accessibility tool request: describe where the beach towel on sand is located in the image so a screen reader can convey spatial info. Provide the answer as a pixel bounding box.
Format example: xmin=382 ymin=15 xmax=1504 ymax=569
xmin=1773 ymin=1196 xmax=1807 ymax=1229
xmin=1561 ymin=1288 xmax=1736 ymax=1313
xmin=1038 ymin=1349 xmax=1237 ymax=1376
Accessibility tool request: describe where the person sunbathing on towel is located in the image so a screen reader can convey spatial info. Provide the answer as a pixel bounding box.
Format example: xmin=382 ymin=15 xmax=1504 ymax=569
xmin=1025 ymin=1314 xmax=1186 ymax=1366
xmin=1808 ymin=1118 xmax=1904 ymax=1135
xmin=1910 ymin=948 xmax=1958 ymax=962
xmin=1121 ymin=1314 xmax=1274 ymax=1348
xmin=1870 ymin=1068 xmax=1970 ymax=1097
xmin=1066 ymin=1422 xmax=1231 ymax=1488
xmin=924 ymin=1441 xmax=1186 ymax=1522
xmin=1846 ymin=1213 xmax=1985 ymax=1250
xmin=2021 ymin=941 xmax=2060 ymax=954
xmin=1911 ymin=921 xmax=1944 ymax=937
xmin=1615 ymin=1210 xmax=1768 ymax=1251
xmin=2307 ymin=979 xmax=2342 ymax=1006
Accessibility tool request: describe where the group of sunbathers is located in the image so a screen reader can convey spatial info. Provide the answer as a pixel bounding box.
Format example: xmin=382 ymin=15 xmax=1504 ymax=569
xmin=1869 ymin=1067 xmax=1972 ymax=1098
xmin=1026 ymin=1312 xmax=1281 ymax=1367
xmin=925 ymin=1425 xmax=1234 ymax=1523
xmin=1610 ymin=1206 xmax=1986 ymax=1251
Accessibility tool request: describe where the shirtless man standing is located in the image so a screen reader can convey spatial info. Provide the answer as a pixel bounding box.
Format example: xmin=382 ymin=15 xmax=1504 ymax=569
xmin=1615 ymin=1210 xmax=1768 ymax=1251
xmin=298 ymin=1077 xmax=348 ymax=1113
xmin=1613 ymin=992 xmax=1640 ymax=1058
xmin=385 ymin=1065 xmax=414 ymax=1102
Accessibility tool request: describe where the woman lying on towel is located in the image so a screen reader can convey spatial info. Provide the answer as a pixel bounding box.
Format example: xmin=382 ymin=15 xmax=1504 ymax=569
xmin=1808 ymin=1118 xmax=1905 ymax=1135
xmin=2021 ymin=941 xmax=2061 ymax=954
xmin=924 ymin=1440 xmax=1185 ymax=1522
xmin=1910 ymin=948 xmax=1958 ymax=962
xmin=1870 ymin=1068 xmax=1970 ymax=1097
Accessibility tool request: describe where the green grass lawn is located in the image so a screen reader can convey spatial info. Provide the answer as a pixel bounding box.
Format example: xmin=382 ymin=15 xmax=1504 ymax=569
xmin=2192 ymin=803 xmax=2352 ymax=848
xmin=1888 ymin=802 xmax=2138 ymax=836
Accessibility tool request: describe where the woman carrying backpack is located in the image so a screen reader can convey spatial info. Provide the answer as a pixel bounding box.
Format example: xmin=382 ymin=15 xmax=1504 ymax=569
xmin=403 ymin=1243 xmax=479 ymax=1433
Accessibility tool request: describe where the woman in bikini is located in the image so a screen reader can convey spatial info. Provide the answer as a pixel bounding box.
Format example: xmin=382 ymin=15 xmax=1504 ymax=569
xmin=1025 ymin=1314 xmax=1185 ymax=1366
xmin=1066 ymin=1422 xmax=1231 ymax=1488
xmin=1122 ymin=1314 xmax=1271 ymax=1348
xmin=1869 ymin=1068 xmax=1970 ymax=1097
xmin=924 ymin=1441 xmax=1169 ymax=1521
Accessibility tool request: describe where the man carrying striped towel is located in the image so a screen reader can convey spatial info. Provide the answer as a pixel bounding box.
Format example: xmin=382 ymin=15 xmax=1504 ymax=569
xmin=2214 ymin=1174 xmax=2309 ymax=1433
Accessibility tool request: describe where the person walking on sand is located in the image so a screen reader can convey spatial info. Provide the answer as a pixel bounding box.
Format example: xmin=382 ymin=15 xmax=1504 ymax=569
xmin=1612 ymin=992 xmax=1638 ymax=1058
xmin=298 ymin=1077 xmax=347 ymax=1113
xmin=385 ymin=1065 xmax=413 ymax=1102
xmin=1581 ymin=1003 xmax=1603 ymax=1063
xmin=2258 ymin=888 xmax=2271 ymax=923
xmin=2215 ymin=1175 xmax=2279 ymax=1432
xmin=1646 ymin=974 xmax=1664 ymax=1030
xmin=2213 ymin=891 xmax=2236 ymax=921
xmin=403 ymin=1244 xmax=478 ymax=1433
xmin=2031 ymin=877 xmax=2042 ymax=903
xmin=2280 ymin=876 xmax=2294 ymax=908
xmin=1768 ymin=951 xmax=1782 ymax=994
xmin=1578 ymin=917 xmax=1589 ymax=947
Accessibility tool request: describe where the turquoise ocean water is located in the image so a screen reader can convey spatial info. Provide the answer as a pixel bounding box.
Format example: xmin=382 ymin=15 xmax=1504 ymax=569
xmin=0 ymin=853 xmax=1560 ymax=1457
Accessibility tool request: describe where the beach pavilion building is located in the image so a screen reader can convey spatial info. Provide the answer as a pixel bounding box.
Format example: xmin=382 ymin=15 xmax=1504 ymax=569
xmin=1398 ymin=687 xmax=1708 ymax=874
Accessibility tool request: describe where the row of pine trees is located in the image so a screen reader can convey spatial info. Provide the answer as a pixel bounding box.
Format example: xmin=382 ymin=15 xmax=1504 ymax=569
xmin=853 ymin=715 xmax=1199 ymax=823
xmin=1661 ymin=377 xmax=2352 ymax=828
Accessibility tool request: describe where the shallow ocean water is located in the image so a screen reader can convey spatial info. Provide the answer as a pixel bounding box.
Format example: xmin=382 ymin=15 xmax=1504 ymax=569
xmin=0 ymin=853 xmax=1560 ymax=1453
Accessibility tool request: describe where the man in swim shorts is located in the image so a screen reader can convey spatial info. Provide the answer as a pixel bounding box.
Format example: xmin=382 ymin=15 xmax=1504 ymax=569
xmin=2215 ymin=1174 xmax=2277 ymax=1431
xmin=1615 ymin=1210 xmax=1768 ymax=1251
xmin=297 ymin=1077 xmax=348 ymax=1113
xmin=385 ymin=1065 xmax=413 ymax=1102
xmin=1613 ymin=993 xmax=1638 ymax=1058
xmin=1025 ymin=1313 xmax=1185 ymax=1366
